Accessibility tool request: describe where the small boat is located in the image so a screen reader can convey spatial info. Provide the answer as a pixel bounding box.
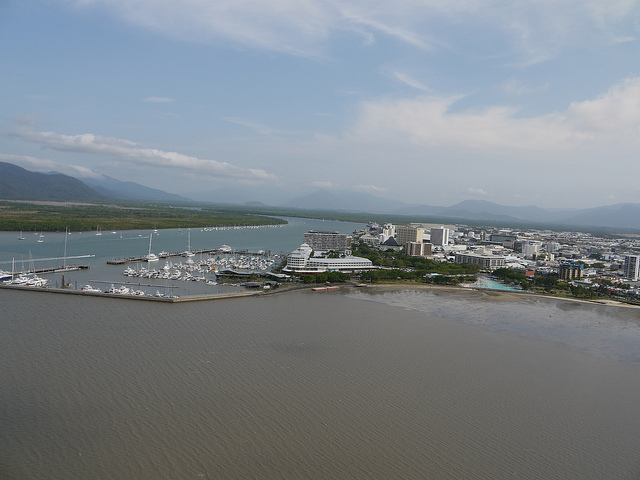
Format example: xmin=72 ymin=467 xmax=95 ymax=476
xmin=17 ymin=231 xmax=25 ymax=240
xmin=81 ymin=285 xmax=102 ymax=293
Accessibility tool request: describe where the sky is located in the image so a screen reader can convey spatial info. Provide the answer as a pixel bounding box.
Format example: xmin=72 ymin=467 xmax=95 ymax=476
xmin=2 ymin=1 xmax=640 ymax=209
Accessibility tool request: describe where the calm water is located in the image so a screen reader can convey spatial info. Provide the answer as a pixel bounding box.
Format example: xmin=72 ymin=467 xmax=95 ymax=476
xmin=3 ymin=220 xmax=640 ymax=478
xmin=2 ymin=287 xmax=640 ymax=479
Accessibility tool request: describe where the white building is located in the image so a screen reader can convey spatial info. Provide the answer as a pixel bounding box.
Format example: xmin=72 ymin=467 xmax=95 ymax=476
xmin=624 ymin=255 xmax=640 ymax=281
xmin=455 ymin=252 xmax=506 ymax=269
xmin=430 ymin=227 xmax=450 ymax=246
xmin=522 ymin=241 xmax=541 ymax=259
xmin=286 ymin=243 xmax=313 ymax=270
xmin=284 ymin=244 xmax=374 ymax=273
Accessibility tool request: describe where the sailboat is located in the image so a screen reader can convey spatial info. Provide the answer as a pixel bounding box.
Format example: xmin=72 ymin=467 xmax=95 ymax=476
xmin=17 ymin=231 xmax=25 ymax=240
xmin=95 ymin=225 xmax=102 ymax=236
xmin=37 ymin=232 xmax=44 ymax=243
xmin=55 ymin=227 xmax=79 ymax=272
xmin=182 ymin=229 xmax=195 ymax=259
xmin=145 ymin=232 xmax=159 ymax=262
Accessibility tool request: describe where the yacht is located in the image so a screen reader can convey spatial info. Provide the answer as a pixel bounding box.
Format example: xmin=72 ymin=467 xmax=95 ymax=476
xmin=145 ymin=232 xmax=159 ymax=262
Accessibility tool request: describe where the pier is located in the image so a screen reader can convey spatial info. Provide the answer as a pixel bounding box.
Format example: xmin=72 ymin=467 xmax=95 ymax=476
xmin=0 ymin=282 xmax=259 ymax=302
xmin=7 ymin=264 xmax=90 ymax=276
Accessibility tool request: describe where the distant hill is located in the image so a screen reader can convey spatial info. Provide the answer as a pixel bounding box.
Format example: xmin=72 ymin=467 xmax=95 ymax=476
xmin=281 ymin=191 xmax=640 ymax=231
xmin=0 ymin=161 xmax=111 ymax=202
xmin=188 ymin=185 xmax=296 ymax=206
xmin=80 ymin=175 xmax=190 ymax=203
xmin=279 ymin=189 xmax=411 ymax=213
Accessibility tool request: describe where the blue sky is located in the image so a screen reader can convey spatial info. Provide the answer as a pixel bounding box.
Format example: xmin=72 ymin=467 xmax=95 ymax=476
xmin=2 ymin=0 xmax=640 ymax=208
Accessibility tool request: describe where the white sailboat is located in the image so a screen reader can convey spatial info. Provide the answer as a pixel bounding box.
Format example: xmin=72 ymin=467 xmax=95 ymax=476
xmin=55 ymin=227 xmax=79 ymax=272
xmin=17 ymin=231 xmax=25 ymax=240
xmin=95 ymin=225 xmax=102 ymax=236
xmin=182 ymin=229 xmax=195 ymax=258
xmin=145 ymin=232 xmax=159 ymax=262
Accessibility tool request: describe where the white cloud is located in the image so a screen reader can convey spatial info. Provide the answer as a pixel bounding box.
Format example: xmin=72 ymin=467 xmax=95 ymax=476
xmin=66 ymin=0 xmax=640 ymax=62
xmin=7 ymin=128 xmax=277 ymax=183
xmin=224 ymin=118 xmax=283 ymax=136
xmin=309 ymin=181 xmax=387 ymax=195
xmin=355 ymin=184 xmax=388 ymax=194
xmin=143 ymin=97 xmax=174 ymax=103
xmin=350 ymin=77 xmax=640 ymax=151
xmin=393 ymin=72 xmax=431 ymax=92
xmin=0 ymin=153 xmax=103 ymax=178
xmin=310 ymin=181 xmax=340 ymax=189
xmin=466 ymin=187 xmax=489 ymax=196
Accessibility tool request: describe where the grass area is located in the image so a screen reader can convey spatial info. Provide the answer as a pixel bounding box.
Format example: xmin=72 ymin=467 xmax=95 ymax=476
xmin=0 ymin=201 xmax=288 ymax=232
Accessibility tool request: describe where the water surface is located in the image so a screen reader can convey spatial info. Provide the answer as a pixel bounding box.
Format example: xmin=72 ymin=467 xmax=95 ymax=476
xmin=2 ymin=288 xmax=640 ymax=479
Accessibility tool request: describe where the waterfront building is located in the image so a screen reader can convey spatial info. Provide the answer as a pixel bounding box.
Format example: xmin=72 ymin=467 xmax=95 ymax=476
xmin=303 ymin=231 xmax=351 ymax=252
xmin=430 ymin=227 xmax=450 ymax=246
xmin=558 ymin=261 xmax=584 ymax=280
xmin=395 ymin=225 xmax=424 ymax=245
xmin=286 ymin=243 xmax=313 ymax=270
xmin=284 ymin=244 xmax=374 ymax=273
xmin=455 ymin=252 xmax=506 ymax=269
xmin=623 ymin=255 xmax=640 ymax=281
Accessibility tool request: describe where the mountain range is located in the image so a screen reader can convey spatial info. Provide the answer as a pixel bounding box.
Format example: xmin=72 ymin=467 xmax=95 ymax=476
xmin=81 ymin=174 xmax=190 ymax=203
xmin=1 ymin=160 xmax=639 ymax=231
xmin=0 ymin=161 xmax=110 ymax=202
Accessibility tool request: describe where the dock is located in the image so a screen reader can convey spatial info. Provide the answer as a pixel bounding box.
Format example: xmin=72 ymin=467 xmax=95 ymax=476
xmin=8 ymin=264 xmax=90 ymax=276
xmin=106 ymin=248 xmax=270 ymax=265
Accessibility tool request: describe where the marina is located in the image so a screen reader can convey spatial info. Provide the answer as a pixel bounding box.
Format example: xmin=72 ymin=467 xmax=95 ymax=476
xmin=0 ymin=217 xmax=363 ymax=298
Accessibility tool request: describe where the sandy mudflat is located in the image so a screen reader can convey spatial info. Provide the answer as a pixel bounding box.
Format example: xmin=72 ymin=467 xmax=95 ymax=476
xmin=355 ymin=281 xmax=640 ymax=310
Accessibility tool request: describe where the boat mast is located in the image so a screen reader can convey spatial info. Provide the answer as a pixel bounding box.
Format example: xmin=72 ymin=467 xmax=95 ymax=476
xmin=63 ymin=227 xmax=68 ymax=268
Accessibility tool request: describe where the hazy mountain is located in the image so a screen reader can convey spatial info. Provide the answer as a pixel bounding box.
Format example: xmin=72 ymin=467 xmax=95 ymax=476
xmin=0 ymin=161 xmax=111 ymax=202
xmin=281 ymin=191 xmax=640 ymax=231
xmin=188 ymin=186 xmax=296 ymax=206
xmin=80 ymin=175 xmax=190 ymax=203
xmin=3 ymin=159 xmax=640 ymax=230
xmin=279 ymin=189 xmax=411 ymax=213
xmin=558 ymin=203 xmax=640 ymax=230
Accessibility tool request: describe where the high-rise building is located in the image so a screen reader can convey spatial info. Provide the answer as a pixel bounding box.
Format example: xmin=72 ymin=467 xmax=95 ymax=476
xmin=302 ymin=231 xmax=350 ymax=252
xmin=430 ymin=226 xmax=450 ymax=246
xmin=558 ymin=261 xmax=584 ymax=281
xmin=624 ymin=255 xmax=640 ymax=281
xmin=395 ymin=225 xmax=424 ymax=245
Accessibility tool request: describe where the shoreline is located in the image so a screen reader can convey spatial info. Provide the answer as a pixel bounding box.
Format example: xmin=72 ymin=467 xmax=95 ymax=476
xmin=3 ymin=279 xmax=640 ymax=311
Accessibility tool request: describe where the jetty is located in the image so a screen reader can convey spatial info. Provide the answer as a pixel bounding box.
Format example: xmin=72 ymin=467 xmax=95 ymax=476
xmin=0 ymin=282 xmax=259 ymax=302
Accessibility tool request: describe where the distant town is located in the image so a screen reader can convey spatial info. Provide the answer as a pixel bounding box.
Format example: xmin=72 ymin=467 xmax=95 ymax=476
xmin=284 ymin=222 xmax=640 ymax=303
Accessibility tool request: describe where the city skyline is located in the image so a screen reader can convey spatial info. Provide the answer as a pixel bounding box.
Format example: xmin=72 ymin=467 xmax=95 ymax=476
xmin=2 ymin=1 xmax=640 ymax=209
